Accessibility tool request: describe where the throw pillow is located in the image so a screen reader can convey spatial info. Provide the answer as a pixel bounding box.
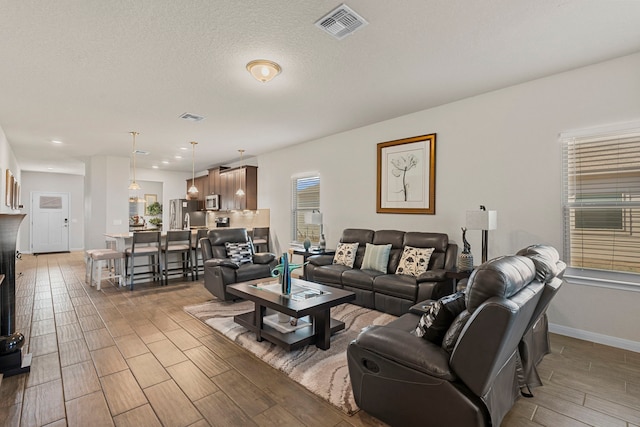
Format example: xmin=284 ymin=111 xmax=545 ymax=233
xmin=414 ymin=291 xmax=466 ymax=345
xmin=225 ymin=242 xmax=253 ymax=265
xmin=332 ymin=242 xmax=359 ymax=268
xmin=361 ymin=243 xmax=392 ymax=273
xmin=396 ymin=246 xmax=435 ymax=277
xmin=441 ymin=310 xmax=471 ymax=353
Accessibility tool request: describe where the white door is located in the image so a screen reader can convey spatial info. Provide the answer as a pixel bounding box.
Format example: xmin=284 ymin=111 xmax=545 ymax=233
xmin=31 ymin=192 xmax=70 ymax=254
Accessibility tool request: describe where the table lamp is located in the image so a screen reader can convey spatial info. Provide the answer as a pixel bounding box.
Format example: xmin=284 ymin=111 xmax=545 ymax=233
xmin=466 ymin=205 xmax=498 ymax=263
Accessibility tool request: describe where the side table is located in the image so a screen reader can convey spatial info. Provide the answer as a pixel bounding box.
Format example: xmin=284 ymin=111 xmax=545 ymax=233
xmin=445 ymin=268 xmax=474 ymax=293
xmin=291 ymin=248 xmax=335 ymax=279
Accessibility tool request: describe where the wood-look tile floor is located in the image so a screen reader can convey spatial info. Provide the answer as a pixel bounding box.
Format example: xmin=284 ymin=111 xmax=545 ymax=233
xmin=0 ymin=252 xmax=638 ymax=427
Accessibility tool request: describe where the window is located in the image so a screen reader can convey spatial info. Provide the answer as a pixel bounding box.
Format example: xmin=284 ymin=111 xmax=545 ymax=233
xmin=292 ymin=175 xmax=320 ymax=243
xmin=561 ymin=123 xmax=640 ymax=275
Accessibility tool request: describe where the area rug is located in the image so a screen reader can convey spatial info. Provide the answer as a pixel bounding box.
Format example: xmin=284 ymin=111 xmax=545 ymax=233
xmin=183 ymin=299 xmax=396 ymax=414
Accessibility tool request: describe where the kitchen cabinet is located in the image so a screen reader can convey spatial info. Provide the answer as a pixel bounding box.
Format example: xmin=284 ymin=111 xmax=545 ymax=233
xmin=185 ymin=175 xmax=209 ymax=202
xmin=219 ymin=166 xmax=257 ymax=210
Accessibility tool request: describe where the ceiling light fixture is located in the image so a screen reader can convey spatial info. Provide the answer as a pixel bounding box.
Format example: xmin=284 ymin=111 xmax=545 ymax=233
xmin=235 ymin=149 xmax=246 ymax=197
xmin=187 ymin=141 xmax=199 ymax=199
xmin=128 ymin=131 xmax=141 ymax=190
xmin=246 ymin=60 xmax=281 ymax=83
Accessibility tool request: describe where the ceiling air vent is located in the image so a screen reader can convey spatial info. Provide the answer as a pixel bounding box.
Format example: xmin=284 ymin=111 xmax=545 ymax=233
xmin=315 ymin=4 xmax=368 ymax=40
xmin=179 ymin=112 xmax=205 ymax=122
xmin=134 ymin=150 xmax=150 ymax=155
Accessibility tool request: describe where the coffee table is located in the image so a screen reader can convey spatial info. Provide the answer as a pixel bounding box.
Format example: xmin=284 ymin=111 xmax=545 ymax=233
xmin=227 ymin=278 xmax=355 ymax=351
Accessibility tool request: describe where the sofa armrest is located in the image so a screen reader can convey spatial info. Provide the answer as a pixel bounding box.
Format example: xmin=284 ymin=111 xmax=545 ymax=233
xmin=417 ymin=268 xmax=447 ymax=282
xmin=253 ymin=252 xmax=276 ymax=265
xmin=308 ymin=254 xmax=334 ymax=266
xmin=204 ymin=258 xmax=239 ymax=269
xmin=353 ymin=324 xmax=456 ymax=380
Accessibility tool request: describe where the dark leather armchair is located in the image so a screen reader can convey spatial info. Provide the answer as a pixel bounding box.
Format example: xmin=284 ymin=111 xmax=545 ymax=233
xmin=347 ymin=255 xmax=546 ymax=427
xmin=200 ymin=228 xmax=277 ymax=301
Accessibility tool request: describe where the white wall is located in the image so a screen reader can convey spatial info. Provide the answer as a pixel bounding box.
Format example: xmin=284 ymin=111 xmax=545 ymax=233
xmin=257 ymin=52 xmax=640 ymax=349
xmin=19 ymin=171 xmax=85 ymax=252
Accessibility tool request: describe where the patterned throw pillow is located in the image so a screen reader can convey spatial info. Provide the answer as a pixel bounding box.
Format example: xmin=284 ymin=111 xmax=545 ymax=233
xmin=414 ymin=291 xmax=466 ymax=345
xmin=332 ymin=242 xmax=359 ymax=268
xmin=361 ymin=243 xmax=392 ymax=273
xmin=225 ymin=242 xmax=253 ymax=265
xmin=395 ymin=246 xmax=435 ymax=277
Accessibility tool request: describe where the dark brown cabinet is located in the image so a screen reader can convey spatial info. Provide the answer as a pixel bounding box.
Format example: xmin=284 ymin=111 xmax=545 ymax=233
xmin=185 ymin=175 xmax=209 ymax=202
xmin=219 ymin=166 xmax=257 ymax=210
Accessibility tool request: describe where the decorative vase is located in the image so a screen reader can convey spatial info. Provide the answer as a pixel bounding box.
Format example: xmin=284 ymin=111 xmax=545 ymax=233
xmin=303 ymin=238 xmax=311 ymax=251
xmin=458 ymin=227 xmax=474 ymax=272
xmin=271 ymin=255 xmax=307 ymax=295
xmin=319 ymin=234 xmax=326 ymax=251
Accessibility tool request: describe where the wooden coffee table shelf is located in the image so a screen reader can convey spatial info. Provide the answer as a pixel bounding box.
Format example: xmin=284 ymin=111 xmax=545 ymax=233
xmin=227 ymin=278 xmax=355 ymax=351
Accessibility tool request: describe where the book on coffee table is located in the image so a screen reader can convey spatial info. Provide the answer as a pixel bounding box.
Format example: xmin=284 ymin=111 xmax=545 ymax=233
xmin=263 ymin=314 xmax=311 ymax=334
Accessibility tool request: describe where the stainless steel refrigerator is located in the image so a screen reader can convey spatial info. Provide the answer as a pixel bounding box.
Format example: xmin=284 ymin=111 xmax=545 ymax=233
xmin=168 ymin=199 xmax=200 ymax=230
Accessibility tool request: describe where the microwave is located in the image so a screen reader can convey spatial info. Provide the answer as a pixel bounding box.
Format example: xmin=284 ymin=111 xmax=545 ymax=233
xmin=205 ymin=194 xmax=220 ymax=210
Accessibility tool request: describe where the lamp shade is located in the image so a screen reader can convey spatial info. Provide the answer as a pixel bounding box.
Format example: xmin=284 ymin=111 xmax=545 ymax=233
xmin=466 ymin=210 xmax=498 ymax=230
xmin=304 ymin=211 xmax=323 ymax=225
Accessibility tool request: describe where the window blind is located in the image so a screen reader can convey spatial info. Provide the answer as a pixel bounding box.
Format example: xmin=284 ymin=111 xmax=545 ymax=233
xmin=561 ymin=127 xmax=640 ymax=275
xmin=291 ymin=175 xmax=320 ymax=243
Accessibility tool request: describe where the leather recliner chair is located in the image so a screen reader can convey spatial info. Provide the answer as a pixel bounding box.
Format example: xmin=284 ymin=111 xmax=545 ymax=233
xmin=347 ymin=255 xmax=545 ymax=427
xmin=200 ymin=228 xmax=277 ymax=301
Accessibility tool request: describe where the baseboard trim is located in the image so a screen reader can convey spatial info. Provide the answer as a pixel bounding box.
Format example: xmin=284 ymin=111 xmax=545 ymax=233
xmin=549 ymin=323 xmax=640 ymax=353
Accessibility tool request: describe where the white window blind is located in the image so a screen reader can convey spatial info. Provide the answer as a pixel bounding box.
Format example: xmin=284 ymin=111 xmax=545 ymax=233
xmin=561 ymin=125 xmax=640 ymax=275
xmin=291 ymin=175 xmax=320 ymax=243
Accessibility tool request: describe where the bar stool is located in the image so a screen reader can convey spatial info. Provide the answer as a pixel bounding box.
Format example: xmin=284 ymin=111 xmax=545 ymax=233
xmin=252 ymin=227 xmax=270 ymax=252
xmin=124 ymin=231 xmax=162 ymax=290
xmin=163 ymin=230 xmax=194 ymax=285
xmin=192 ymin=229 xmax=209 ymax=280
xmin=90 ymin=249 xmax=125 ymax=290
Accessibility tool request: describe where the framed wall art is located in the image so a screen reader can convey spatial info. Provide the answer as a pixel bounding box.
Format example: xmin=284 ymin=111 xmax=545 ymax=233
xmin=5 ymin=169 xmax=14 ymax=208
xmin=376 ymin=133 xmax=436 ymax=214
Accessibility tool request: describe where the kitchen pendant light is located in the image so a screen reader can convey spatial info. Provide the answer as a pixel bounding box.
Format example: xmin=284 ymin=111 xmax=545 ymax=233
xmin=128 ymin=131 xmax=141 ymax=190
xmin=235 ymin=149 xmax=245 ymax=197
xmin=187 ymin=141 xmax=199 ymax=199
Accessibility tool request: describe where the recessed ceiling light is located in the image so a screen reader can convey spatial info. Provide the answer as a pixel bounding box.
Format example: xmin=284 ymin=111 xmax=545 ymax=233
xmin=152 ymin=165 xmax=159 ymax=169
xmin=162 ymin=160 xmax=170 ymax=164
xmin=47 ymin=167 xmax=54 ymax=170
xmin=51 ymin=140 xmax=63 ymax=144
xmin=180 ymin=147 xmax=188 ymax=151
xmin=175 ymin=155 xmax=183 ymax=159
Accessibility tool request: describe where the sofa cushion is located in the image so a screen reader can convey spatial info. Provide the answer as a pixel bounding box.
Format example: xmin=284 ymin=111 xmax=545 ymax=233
xmin=235 ymin=263 xmax=273 ymax=283
xmin=465 ymin=255 xmax=536 ymax=313
xmin=225 ymin=242 xmax=253 ymax=265
xmin=361 ymin=243 xmax=392 ymax=273
xmin=516 ymin=245 xmax=561 ymax=282
xmin=373 ymin=274 xmax=419 ymax=300
xmin=333 ymin=242 xmax=359 ymax=268
xmin=414 ymin=291 xmax=466 ymax=345
xmin=395 ymin=246 xmax=435 ymax=277
xmin=341 ymin=268 xmax=383 ymax=290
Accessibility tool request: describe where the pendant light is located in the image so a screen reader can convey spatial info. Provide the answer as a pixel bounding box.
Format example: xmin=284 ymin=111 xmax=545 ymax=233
xmin=235 ymin=149 xmax=245 ymax=197
xmin=128 ymin=131 xmax=141 ymax=190
xmin=187 ymin=141 xmax=199 ymax=199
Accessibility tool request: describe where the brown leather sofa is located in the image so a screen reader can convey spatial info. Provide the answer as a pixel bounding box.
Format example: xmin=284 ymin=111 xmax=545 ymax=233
xmin=347 ymin=255 xmax=547 ymax=427
xmin=305 ymin=229 xmax=457 ymax=316
xmin=200 ymin=228 xmax=277 ymax=301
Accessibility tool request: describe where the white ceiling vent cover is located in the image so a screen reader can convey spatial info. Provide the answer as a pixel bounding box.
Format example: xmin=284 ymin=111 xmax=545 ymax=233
xmin=315 ymin=4 xmax=368 ymax=40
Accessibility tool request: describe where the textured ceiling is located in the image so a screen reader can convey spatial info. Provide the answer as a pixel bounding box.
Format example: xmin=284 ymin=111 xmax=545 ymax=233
xmin=1 ymin=0 xmax=640 ymax=175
